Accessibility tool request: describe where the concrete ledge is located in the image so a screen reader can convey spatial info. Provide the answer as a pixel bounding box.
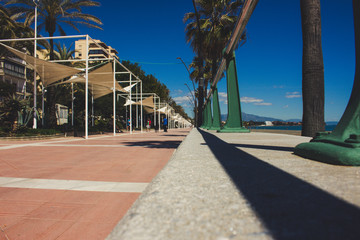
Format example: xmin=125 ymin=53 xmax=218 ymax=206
xmin=107 ymin=128 xmax=360 ymax=240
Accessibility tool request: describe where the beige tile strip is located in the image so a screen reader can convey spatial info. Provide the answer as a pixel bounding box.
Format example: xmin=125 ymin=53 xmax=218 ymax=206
xmin=0 ymin=177 xmax=148 ymax=193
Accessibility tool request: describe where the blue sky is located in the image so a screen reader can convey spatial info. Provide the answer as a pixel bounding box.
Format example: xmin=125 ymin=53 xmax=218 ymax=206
xmin=38 ymin=0 xmax=355 ymax=121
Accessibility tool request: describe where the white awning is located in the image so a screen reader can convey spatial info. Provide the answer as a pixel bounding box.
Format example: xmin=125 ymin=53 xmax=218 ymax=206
xmin=123 ymin=96 xmax=155 ymax=108
xmin=124 ymin=98 xmax=136 ymax=106
xmin=123 ymin=83 xmax=137 ymax=92
xmin=157 ymin=107 xmax=167 ymax=114
xmin=1 ymin=43 xmax=81 ymax=87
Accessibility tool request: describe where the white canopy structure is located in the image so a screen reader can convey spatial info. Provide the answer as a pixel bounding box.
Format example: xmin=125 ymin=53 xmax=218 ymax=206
xmin=0 ymin=34 xmax=147 ymax=137
xmin=64 ymin=62 xmax=125 ymax=94
xmin=124 ymin=95 xmax=154 ymax=108
xmin=157 ymin=106 xmax=168 ymax=114
xmin=123 ymin=83 xmax=137 ymax=92
xmin=119 ymin=93 xmax=161 ymax=129
xmin=124 ymin=98 xmax=137 ymax=106
xmin=1 ymin=43 xmax=82 ymax=87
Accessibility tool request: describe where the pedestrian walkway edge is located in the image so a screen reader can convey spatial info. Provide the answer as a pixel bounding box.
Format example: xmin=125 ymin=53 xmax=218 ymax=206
xmin=106 ymin=128 xmax=207 ymax=239
xmin=106 ymin=128 xmax=257 ymax=240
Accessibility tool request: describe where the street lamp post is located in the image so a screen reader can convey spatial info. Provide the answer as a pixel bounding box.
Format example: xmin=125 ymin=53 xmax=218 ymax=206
xmin=32 ymin=0 xmax=39 ymax=129
xmin=184 ymin=83 xmax=195 ymax=106
xmin=177 ymin=57 xmax=198 ymax=126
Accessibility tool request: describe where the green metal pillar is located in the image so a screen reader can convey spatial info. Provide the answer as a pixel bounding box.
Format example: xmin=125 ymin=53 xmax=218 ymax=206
xmin=209 ymin=87 xmax=222 ymax=131
xmin=295 ymin=1 xmax=360 ymax=166
xmin=200 ymin=102 xmax=207 ymax=129
xmin=206 ymin=99 xmax=213 ymax=130
xmin=218 ymin=51 xmax=249 ymax=133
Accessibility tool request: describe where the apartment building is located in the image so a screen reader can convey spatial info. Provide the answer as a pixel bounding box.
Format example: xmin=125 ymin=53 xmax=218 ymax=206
xmin=74 ymin=39 xmax=119 ymax=60
xmin=0 ymin=56 xmax=27 ymax=95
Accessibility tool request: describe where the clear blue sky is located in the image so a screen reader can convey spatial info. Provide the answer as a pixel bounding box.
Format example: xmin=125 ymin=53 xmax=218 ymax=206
xmin=43 ymin=0 xmax=356 ymax=121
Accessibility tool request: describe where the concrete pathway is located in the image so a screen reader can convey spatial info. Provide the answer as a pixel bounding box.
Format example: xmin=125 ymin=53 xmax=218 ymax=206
xmin=108 ymin=128 xmax=360 ymax=240
xmin=0 ymin=129 xmax=189 ymax=240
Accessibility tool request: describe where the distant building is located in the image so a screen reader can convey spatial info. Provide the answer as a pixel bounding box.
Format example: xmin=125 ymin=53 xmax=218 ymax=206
xmin=265 ymin=121 xmax=273 ymax=126
xmin=36 ymin=49 xmax=50 ymax=60
xmin=0 ymin=56 xmax=27 ymax=95
xmin=74 ymin=39 xmax=119 ymax=61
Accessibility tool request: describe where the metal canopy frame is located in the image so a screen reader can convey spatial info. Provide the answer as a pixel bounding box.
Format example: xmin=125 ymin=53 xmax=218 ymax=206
xmin=118 ymin=92 xmax=161 ymax=130
xmin=0 ymin=34 xmax=145 ymax=138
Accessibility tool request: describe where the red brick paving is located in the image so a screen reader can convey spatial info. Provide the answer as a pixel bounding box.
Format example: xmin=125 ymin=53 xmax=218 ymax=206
xmin=0 ymin=129 xmax=190 ymax=240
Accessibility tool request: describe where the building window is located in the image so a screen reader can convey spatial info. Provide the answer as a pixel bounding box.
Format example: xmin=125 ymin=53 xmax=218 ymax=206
xmin=89 ymin=50 xmax=106 ymax=55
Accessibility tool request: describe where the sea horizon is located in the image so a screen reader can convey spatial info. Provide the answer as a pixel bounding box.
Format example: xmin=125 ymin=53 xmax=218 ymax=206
xmin=249 ymin=124 xmax=337 ymax=132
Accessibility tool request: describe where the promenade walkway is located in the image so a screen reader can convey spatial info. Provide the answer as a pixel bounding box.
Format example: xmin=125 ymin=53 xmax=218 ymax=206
xmin=108 ymin=128 xmax=360 ymax=240
xmin=0 ymin=129 xmax=189 ymax=240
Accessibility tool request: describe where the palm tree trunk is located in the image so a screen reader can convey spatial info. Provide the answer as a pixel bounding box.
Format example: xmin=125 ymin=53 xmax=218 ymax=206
xmin=300 ymin=0 xmax=325 ymax=137
xmin=46 ymin=32 xmax=57 ymax=127
xmin=192 ymin=0 xmax=204 ymax=127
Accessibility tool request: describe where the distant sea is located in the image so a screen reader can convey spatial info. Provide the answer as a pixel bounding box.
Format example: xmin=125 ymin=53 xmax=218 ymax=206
xmin=249 ymin=125 xmax=337 ymax=132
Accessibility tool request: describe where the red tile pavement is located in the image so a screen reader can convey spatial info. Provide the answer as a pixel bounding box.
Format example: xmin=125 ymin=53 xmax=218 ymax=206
xmin=0 ymin=129 xmax=190 ymax=240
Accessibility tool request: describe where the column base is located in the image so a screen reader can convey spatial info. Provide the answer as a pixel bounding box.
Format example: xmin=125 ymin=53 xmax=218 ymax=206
xmin=208 ymin=126 xmax=221 ymax=131
xmin=294 ymin=141 xmax=360 ymax=166
xmin=217 ymin=127 xmax=250 ymax=133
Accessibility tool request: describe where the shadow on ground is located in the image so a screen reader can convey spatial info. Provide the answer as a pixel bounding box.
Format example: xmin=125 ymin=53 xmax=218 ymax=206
xmin=231 ymin=143 xmax=294 ymax=152
xmin=199 ymin=129 xmax=360 ymax=240
xmin=122 ymin=140 xmax=182 ymax=149
xmin=162 ymin=134 xmax=188 ymax=137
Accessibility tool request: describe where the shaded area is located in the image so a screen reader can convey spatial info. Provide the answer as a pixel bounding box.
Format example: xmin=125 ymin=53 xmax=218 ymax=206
xmin=231 ymin=143 xmax=294 ymax=152
xmin=162 ymin=134 xmax=188 ymax=137
xmin=122 ymin=140 xmax=182 ymax=149
xmin=199 ymin=129 xmax=360 ymax=240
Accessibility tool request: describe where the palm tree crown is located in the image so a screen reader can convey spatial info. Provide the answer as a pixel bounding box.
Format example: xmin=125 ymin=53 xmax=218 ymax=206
xmin=6 ymin=0 xmax=102 ymax=35
xmin=0 ymin=2 xmax=35 ymax=50
xmin=5 ymin=0 xmax=103 ymax=59
xmin=184 ymin=0 xmax=244 ymax=103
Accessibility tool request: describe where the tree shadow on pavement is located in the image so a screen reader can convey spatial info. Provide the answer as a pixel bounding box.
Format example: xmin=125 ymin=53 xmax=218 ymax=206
xmin=230 ymin=143 xmax=294 ymax=152
xmin=122 ymin=140 xmax=182 ymax=149
xmin=161 ymin=134 xmax=188 ymax=137
xmin=199 ymin=129 xmax=360 ymax=240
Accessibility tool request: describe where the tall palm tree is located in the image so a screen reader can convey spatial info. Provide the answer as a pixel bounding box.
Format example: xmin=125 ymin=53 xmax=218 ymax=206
xmin=184 ymin=0 xmax=244 ymax=126
xmin=184 ymin=0 xmax=205 ymax=126
xmin=189 ymin=56 xmax=212 ymax=95
xmin=5 ymin=0 xmax=102 ymax=127
xmin=300 ymin=0 xmax=325 ymax=137
xmin=197 ymin=0 xmax=244 ymax=82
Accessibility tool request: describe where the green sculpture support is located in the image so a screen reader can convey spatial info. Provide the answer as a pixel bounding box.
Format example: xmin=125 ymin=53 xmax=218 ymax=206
xmin=218 ymin=51 xmax=249 ymax=133
xmin=205 ymin=99 xmax=213 ymax=130
xmin=294 ymin=0 xmax=360 ymax=166
xmin=200 ymin=102 xmax=208 ymax=129
xmin=209 ymin=87 xmax=222 ymax=131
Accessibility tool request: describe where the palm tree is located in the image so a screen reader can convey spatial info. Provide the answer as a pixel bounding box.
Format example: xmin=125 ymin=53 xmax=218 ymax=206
xmin=0 ymin=2 xmax=34 ymax=50
xmin=197 ymin=0 xmax=244 ymax=81
xmin=54 ymin=42 xmax=76 ymax=61
xmin=6 ymin=0 xmax=102 ymax=59
xmin=5 ymin=0 xmax=102 ymax=127
xmin=184 ymin=0 xmax=244 ymax=126
xmin=189 ymin=56 xmax=212 ymax=96
xmin=0 ymin=3 xmax=20 ymax=40
xmin=300 ymin=0 xmax=325 ymax=137
xmin=184 ymin=0 xmax=205 ymax=126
